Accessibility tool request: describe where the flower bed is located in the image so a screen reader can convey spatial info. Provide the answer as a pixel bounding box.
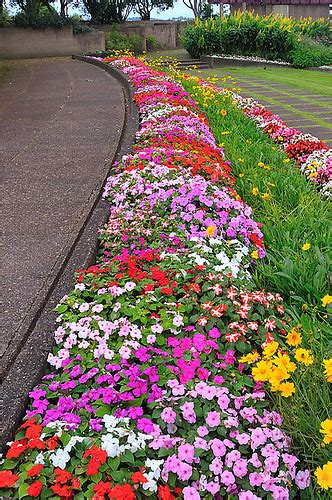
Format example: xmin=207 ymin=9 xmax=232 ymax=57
xmin=194 ymin=79 xmax=331 ymax=198
xmin=1 ymin=57 xmax=330 ymax=499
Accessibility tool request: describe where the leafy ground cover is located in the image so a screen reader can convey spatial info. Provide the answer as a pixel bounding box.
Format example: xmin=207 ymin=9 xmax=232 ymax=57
xmin=0 ymin=56 xmax=331 ymax=499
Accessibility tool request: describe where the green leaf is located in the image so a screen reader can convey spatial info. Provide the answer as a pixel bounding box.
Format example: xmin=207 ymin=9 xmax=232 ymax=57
xmin=18 ymin=483 xmax=29 ymax=499
xmin=108 ymin=456 xmax=120 ymax=471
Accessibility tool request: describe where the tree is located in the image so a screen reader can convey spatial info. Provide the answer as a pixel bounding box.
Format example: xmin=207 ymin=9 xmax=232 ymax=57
xmin=13 ymin=0 xmax=54 ymax=16
xmin=182 ymin=0 xmax=204 ymax=19
xmin=83 ymin=0 xmax=132 ymax=23
xmin=131 ymin=0 xmax=173 ymax=21
xmin=59 ymin=0 xmax=80 ymax=17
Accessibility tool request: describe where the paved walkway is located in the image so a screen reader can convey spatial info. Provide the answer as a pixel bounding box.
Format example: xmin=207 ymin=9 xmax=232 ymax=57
xmin=1 ymin=58 xmax=125 ymax=380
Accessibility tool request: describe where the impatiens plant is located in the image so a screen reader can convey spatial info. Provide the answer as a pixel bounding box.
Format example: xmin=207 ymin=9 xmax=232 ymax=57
xmin=1 ymin=56 xmax=320 ymax=499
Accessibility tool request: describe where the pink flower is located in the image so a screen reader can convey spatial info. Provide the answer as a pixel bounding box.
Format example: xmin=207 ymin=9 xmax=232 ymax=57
xmin=178 ymin=443 xmax=195 ymax=464
xmin=236 ymin=433 xmax=250 ymax=445
xmin=182 ymin=486 xmax=200 ymax=500
xmin=160 ymin=407 xmax=176 ymax=424
xmin=238 ymin=492 xmax=260 ymax=500
xmin=210 ymin=438 xmax=226 ymax=457
xmin=220 ymin=470 xmax=235 ymax=486
xmin=233 ymin=459 xmax=248 ymax=478
xmin=225 ymin=450 xmax=241 ymax=466
xmin=209 ymin=457 xmax=223 ymax=475
xmin=249 ymin=472 xmax=263 ymax=487
xmin=208 ymin=327 xmax=220 ymax=338
xmin=206 ymin=481 xmax=220 ymax=494
xmin=206 ymin=411 xmax=220 ymax=428
xmin=197 ymin=426 xmax=209 ymax=437
xmin=295 ymin=469 xmax=310 ymax=490
xmin=217 ymin=394 xmax=230 ymax=410
xmin=177 ymin=461 xmax=192 ymax=481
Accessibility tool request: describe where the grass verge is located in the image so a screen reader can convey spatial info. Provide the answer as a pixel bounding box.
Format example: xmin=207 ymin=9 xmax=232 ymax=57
xmin=168 ymin=69 xmax=332 ymax=494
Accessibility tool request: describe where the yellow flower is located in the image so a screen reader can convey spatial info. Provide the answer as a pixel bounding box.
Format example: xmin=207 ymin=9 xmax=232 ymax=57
xmin=323 ymin=359 xmax=332 ymax=382
xmin=239 ymin=173 xmax=245 ymax=178
xmin=286 ymin=329 xmax=302 ymax=347
xmin=320 ymin=419 xmax=332 ymax=445
xmin=315 ymin=462 xmax=332 ymax=490
xmin=237 ymin=158 xmax=244 ymax=163
xmin=277 ymin=381 xmax=295 ymax=397
xmin=270 ymin=367 xmax=290 ymax=384
xmin=239 ymin=352 xmax=260 ymax=364
xmin=302 ymin=243 xmax=311 ymax=251
xmin=206 ymin=226 xmax=216 ymax=237
xmin=261 ymin=193 xmax=270 ymax=200
xmin=273 ymin=352 xmax=297 ymax=373
xmin=220 ymin=109 xmax=227 ymax=116
xmin=252 ymin=360 xmax=273 ymax=382
xmin=252 ymin=187 xmax=259 ymax=196
xmin=263 ymin=341 xmax=279 ymax=358
xmin=321 ymin=295 xmax=332 ymax=307
xmin=250 ymin=250 xmax=259 ymax=259
xmin=295 ymin=348 xmax=314 ymax=366
xmin=257 ymin=162 xmax=265 ymax=167
xmin=283 ymin=158 xmax=290 ymax=163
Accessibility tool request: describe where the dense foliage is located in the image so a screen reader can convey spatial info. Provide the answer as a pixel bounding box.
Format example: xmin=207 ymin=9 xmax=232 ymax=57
xmin=183 ymin=13 xmax=332 ymax=67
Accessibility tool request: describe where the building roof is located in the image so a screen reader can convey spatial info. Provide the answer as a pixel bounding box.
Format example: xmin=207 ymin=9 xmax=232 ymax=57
xmin=211 ymin=0 xmax=330 ymax=4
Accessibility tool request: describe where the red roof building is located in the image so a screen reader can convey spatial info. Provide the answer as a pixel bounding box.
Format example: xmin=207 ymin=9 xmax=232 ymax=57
xmin=209 ymin=1 xmax=331 ymax=19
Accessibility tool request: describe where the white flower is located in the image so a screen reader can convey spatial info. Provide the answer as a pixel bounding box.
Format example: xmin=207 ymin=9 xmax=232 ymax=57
xmin=50 ymin=449 xmax=70 ymax=469
xmin=101 ymin=435 xmax=120 ymax=457
xmin=34 ymin=452 xmax=45 ymax=465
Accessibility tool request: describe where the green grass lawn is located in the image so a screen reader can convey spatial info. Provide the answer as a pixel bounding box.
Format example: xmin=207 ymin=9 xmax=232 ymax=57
xmin=215 ymin=66 xmax=332 ymax=97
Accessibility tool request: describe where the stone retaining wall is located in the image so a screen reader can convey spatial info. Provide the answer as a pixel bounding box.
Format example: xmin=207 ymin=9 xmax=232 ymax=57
xmin=0 ymin=26 xmax=105 ymax=59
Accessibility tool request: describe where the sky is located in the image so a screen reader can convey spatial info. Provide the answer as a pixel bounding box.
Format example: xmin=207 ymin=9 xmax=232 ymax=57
xmin=62 ymin=0 xmax=222 ymax=20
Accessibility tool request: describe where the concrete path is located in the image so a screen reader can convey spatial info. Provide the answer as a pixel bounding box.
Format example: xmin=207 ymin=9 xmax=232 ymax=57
xmin=1 ymin=58 xmax=125 ymax=381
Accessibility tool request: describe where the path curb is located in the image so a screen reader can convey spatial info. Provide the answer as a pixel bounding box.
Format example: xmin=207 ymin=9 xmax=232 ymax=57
xmin=0 ymin=57 xmax=139 ymax=452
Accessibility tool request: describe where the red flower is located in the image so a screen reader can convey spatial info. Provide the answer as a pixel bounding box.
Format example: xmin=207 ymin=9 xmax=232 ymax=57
xmin=0 ymin=470 xmax=19 ymax=488
xmin=46 ymin=436 xmax=59 ymax=450
xmin=51 ymin=483 xmax=73 ymax=497
xmin=54 ymin=468 xmax=72 ymax=484
xmin=27 ymin=464 xmax=44 ymax=477
xmin=158 ymin=484 xmax=175 ymax=500
xmin=161 ymin=287 xmax=173 ymax=295
xmin=25 ymin=424 xmax=43 ymax=439
xmin=20 ymin=418 xmax=37 ymax=429
xmin=93 ymin=481 xmax=111 ymax=496
xmin=26 ymin=438 xmax=45 ymax=450
xmin=71 ymin=477 xmax=80 ymax=489
xmin=87 ymin=459 xmax=100 ymax=476
xmin=6 ymin=440 xmax=27 ymax=459
xmin=109 ymin=484 xmax=136 ymax=500
xmin=27 ymin=480 xmax=43 ymax=497
xmin=131 ymin=471 xmax=148 ymax=484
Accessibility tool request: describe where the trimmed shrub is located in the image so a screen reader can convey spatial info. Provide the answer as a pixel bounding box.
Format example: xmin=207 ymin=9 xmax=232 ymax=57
xmin=183 ymin=12 xmax=332 ymax=66
xmin=105 ymin=28 xmax=143 ymax=53
xmin=290 ymin=37 xmax=332 ymax=68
